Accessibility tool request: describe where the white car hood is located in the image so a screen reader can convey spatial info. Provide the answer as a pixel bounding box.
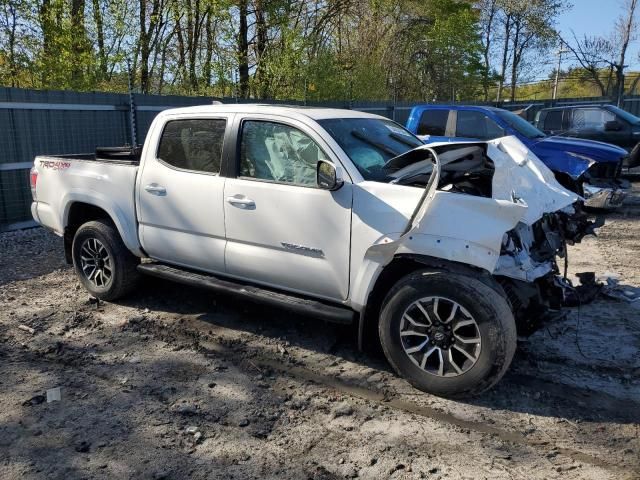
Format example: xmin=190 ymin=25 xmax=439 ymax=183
xmin=426 ymin=136 xmax=580 ymax=225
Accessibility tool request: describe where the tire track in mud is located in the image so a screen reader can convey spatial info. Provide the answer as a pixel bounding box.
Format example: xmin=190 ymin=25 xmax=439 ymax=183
xmin=254 ymin=357 xmax=636 ymax=475
xmin=119 ymin=314 xmax=639 ymax=477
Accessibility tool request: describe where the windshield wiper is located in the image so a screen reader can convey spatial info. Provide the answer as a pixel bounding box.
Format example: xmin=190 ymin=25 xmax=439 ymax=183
xmin=351 ymin=130 xmax=400 ymax=157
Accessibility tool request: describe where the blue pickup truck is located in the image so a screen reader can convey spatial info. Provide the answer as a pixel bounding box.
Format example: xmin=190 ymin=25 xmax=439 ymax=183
xmin=405 ymin=105 xmax=629 ymax=209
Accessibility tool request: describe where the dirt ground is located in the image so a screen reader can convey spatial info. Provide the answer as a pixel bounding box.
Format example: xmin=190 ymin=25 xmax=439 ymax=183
xmin=1 ymin=186 xmax=639 ymax=480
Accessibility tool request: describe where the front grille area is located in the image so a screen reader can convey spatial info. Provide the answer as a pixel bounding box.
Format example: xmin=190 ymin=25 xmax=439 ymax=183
xmin=588 ymin=160 xmax=622 ymax=179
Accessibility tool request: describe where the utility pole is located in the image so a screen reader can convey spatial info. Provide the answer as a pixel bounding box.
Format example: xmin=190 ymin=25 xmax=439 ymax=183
xmin=552 ymin=42 xmax=570 ymax=101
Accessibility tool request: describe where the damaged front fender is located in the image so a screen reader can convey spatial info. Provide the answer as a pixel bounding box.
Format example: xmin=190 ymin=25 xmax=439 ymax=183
xmin=351 ymin=137 xmax=600 ymax=311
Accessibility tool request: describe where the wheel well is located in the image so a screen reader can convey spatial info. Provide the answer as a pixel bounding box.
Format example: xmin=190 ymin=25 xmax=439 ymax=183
xmin=63 ymin=203 xmax=112 ymax=263
xmin=358 ymin=255 xmax=497 ymax=351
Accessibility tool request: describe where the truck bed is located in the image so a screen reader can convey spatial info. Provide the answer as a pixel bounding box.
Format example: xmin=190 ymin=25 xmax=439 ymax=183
xmin=32 ymin=149 xmax=142 ymax=255
xmin=43 ymin=146 xmax=142 ymax=165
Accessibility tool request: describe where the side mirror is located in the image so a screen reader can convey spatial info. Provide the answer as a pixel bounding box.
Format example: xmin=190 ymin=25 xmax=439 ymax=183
xmin=317 ymin=160 xmax=343 ymax=190
xmin=605 ymin=120 xmax=623 ymax=131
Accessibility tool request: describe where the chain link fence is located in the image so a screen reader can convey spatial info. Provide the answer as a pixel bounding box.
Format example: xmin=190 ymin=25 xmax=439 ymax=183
xmin=1 ymin=86 xmax=638 ymax=231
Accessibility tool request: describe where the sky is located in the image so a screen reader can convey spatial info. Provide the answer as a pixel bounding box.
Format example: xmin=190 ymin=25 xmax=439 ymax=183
xmin=556 ymin=0 xmax=640 ymax=72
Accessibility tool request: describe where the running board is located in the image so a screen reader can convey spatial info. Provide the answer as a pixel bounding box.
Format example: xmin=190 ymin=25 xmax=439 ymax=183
xmin=137 ymin=263 xmax=354 ymax=325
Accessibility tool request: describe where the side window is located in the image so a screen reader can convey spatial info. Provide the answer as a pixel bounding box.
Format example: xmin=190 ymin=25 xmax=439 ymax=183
xmin=417 ymin=109 xmax=449 ymax=136
xmin=543 ymin=110 xmax=563 ymax=131
xmin=239 ymin=121 xmax=328 ymax=187
xmin=157 ymin=119 xmax=226 ymax=173
xmin=572 ymin=108 xmax=615 ymax=131
xmin=456 ymin=110 xmax=504 ymax=140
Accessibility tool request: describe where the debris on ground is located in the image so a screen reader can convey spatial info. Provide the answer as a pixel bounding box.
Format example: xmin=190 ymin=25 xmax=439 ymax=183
xmin=46 ymin=387 xmax=61 ymax=403
xmin=17 ymin=324 xmax=35 ymax=335
xmin=601 ymin=277 xmax=640 ymax=302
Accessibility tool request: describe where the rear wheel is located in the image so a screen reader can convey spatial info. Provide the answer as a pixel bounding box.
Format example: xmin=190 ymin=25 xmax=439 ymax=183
xmin=379 ymin=270 xmax=516 ymax=398
xmin=72 ymin=219 xmax=140 ymax=301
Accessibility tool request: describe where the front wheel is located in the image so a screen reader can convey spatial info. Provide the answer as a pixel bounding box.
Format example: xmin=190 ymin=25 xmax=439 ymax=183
xmin=72 ymin=219 xmax=140 ymax=301
xmin=379 ymin=270 xmax=516 ymax=398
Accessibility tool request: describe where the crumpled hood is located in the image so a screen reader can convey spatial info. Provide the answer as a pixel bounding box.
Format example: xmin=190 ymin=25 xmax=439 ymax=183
xmin=426 ymin=136 xmax=579 ymax=225
xmin=486 ymin=137 xmax=579 ymax=224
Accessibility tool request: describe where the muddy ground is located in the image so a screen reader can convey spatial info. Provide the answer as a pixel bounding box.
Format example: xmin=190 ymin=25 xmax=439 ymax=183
xmin=1 ymin=186 xmax=639 ymax=480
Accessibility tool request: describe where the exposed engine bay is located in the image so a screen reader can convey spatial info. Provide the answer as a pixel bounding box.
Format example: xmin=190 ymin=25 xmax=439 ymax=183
xmin=380 ymin=136 xmax=604 ymax=334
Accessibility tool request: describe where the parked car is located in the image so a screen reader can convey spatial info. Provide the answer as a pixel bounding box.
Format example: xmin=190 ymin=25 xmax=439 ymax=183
xmin=406 ymin=105 xmax=629 ymax=209
xmin=31 ymin=104 xmax=598 ymax=398
xmin=534 ymin=104 xmax=640 ymax=169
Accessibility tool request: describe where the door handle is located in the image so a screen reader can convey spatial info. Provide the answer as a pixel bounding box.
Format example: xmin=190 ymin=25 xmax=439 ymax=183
xmin=144 ymin=184 xmax=166 ymax=196
xmin=226 ymin=195 xmax=256 ymax=209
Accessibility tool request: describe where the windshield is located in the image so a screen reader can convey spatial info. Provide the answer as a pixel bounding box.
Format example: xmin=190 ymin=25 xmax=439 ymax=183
xmin=318 ymin=118 xmax=423 ymax=181
xmin=606 ymin=105 xmax=640 ymax=125
xmin=495 ymin=109 xmax=546 ymax=139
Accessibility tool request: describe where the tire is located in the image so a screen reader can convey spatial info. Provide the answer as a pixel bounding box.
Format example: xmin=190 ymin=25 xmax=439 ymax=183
xmin=379 ymin=270 xmax=516 ymax=398
xmin=72 ymin=219 xmax=140 ymax=301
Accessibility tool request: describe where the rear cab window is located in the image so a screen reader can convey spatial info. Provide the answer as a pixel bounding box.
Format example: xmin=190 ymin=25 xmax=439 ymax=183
xmin=157 ymin=119 xmax=226 ymax=174
xmin=417 ymin=109 xmax=449 ymax=136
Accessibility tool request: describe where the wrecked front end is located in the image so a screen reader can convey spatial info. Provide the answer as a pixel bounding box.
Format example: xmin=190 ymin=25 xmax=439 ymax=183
xmin=494 ymin=207 xmax=601 ymax=333
xmin=386 ymin=136 xmax=603 ymax=335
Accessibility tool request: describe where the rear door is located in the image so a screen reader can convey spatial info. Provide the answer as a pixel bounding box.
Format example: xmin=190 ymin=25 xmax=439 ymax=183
xmin=223 ymin=115 xmax=352 ymax=301
xmin=136 ymin=115 xmax=231 ymax=272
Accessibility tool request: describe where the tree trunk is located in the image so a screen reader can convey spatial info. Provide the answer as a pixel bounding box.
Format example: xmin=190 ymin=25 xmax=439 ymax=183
xmin=39 ymin=0 xmax=55 ymax=86
xmin=615 ymin=0 xmax=638 ymax=104
xmin=204 ymin=9 xmax=213 ymax=87
xmin=92 ymin=0 xmax=107 ymax=79
xmin=254 ymin=0 xmax=268 ymax=98
xmin=237 ymin=0 xmax=249 ymax=98
xmin=6 ymin=4 xmax=17 ymax=87
xmin=188 ymin=0 xmax=201 ymax=90
xmin=509 ymin=21 xmax=522 ymax=102
xmin=497 ymin=14 xmax=511 ymax=102
xmin=139 ymin=0 xmax=150 ymax=93
xmin=70 ymin=0 xmax=87 ymax=87
xmin=481 ymin=0 xmax=497 ymax=101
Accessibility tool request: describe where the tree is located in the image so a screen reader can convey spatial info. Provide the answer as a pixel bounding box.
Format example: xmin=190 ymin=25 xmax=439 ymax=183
xmin=488 ymin=0 xmax=567 ymax=102
xmin=564 ymin=0 xmax=638 ymax=104
xmin=563 ymin=35 xmax=614 ymax=96
xmin=478 ymin=0 xmax=498 ymax=100
xmin=613 ymin=0 xmax=638 ymax=104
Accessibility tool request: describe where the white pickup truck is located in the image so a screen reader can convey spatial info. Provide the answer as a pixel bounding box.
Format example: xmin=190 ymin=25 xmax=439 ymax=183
xmin=30 ymin=104 xmax=598 ymax=398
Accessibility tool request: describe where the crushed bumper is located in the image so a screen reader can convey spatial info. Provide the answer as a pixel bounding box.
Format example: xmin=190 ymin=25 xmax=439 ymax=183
xmin=582 ymin=180 xmax=629 ymax=209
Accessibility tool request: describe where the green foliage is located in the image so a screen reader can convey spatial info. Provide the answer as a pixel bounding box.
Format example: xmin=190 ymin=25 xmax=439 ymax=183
xmin=0 ymin=0 xmax=577 ymax=102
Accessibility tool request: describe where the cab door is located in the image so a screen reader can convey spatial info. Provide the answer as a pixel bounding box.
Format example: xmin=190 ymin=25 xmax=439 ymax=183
xmin=136 ymin=115 xmax=231 ymax=273
xmin=222 ymin=115 xmax=352 ymax=301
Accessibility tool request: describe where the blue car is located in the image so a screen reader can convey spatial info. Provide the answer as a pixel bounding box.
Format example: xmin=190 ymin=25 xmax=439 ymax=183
xmin=405 ymin=105 xmax=629 ymax=209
